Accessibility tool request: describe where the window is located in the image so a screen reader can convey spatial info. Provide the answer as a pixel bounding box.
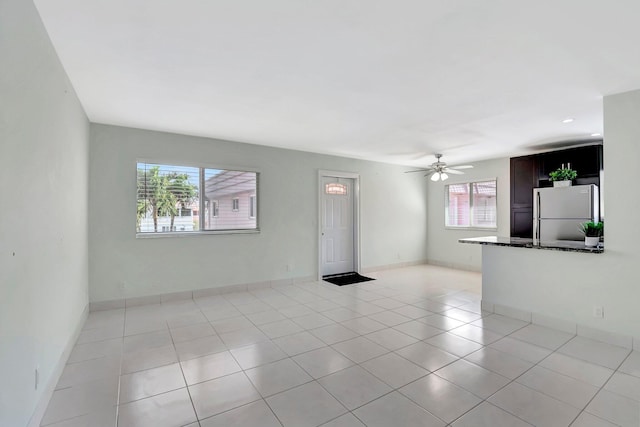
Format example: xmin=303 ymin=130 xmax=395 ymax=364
xmin=249 ymin=195 xmax=256 ymax=218
xmin=137 ymin=162 xmax=258 ymax=234
xmin=325 ymin=182 xmax=347 ymax=195
xmin=211 ymin=200 xmax=219 ymax=217
xmin=445 ymin=180 xmax=497 ymax=229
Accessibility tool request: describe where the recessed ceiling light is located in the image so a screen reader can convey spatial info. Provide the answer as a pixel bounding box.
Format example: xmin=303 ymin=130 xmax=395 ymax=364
xmin=562 ymin=118 xmax=574 ymax=123
xmin=591 ymin=133 xmax=601 ymax=137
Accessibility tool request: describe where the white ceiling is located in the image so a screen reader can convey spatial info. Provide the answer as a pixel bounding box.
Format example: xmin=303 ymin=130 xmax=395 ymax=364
xmin=34 ymin=0 xmax=640 ymax=166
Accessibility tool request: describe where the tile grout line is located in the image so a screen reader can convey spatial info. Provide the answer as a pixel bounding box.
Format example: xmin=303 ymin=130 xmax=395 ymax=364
xmin=442 ymin=318 xmax=556 ymax=427
xmin=437 ymin=317 xmax=587 ymax=426
xmin=113 ymin=304 xmax=126 ymax=426
xmin=41 ymin=275 xmax=479 ymax=426
xmin=459 ymin=319 xmax=632 ymax=426
xmin=55 ymin=274 xmax=636 ymax=427
xmin=117 ymin=312 xmax=457 ymax=423
xmin=565 ymin=347 xmax=634 ymax=426
xmin=166 ymin=316 xmax=201 ymax=427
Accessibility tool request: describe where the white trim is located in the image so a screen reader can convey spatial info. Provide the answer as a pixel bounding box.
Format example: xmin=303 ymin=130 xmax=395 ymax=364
xmin=317 ymin=170 xmax=361 ymax=281
xmin=482 ymin=299 xmax=636 ymax=350
xmin=89 ymin=275 xmax=317 ymax=311
xmin=199 ymin=164 xmax=206 ymax=228
xmin=27 ymin=304 xmax=89 ymax=427
xmin=136 ymin=228 xmax=260 ymax=238
xmin=360 ymin=260 xmax=427 ymax=274
xmin=444 ymin=226 xmax=498 ymax=231
xmin=425 ymin=259 xmax=482 ymax=273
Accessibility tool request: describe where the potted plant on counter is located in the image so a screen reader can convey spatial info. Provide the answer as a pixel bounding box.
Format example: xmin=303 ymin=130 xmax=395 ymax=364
xmin=549 ymin=165 xmax=578 ymax=187
xmin=580 ymin=221 xmax=603 ymax=247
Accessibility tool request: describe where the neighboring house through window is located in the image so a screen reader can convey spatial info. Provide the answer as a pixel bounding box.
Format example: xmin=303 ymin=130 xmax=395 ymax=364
xmin=137 ymin=162 xmax=258 ymax=234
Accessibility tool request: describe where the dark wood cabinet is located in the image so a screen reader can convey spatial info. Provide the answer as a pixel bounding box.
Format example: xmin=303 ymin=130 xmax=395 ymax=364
xmin=510 ymin=143 xmax=603 ymax=238
xmin=511 ymin=209 xmax=534 ymax=237
xmin=510 ymin=156 xmax=538 ymax=238
xmin=539 ymin=145 xmax=602 ymax=180
xmin=511 ymin=156 xmax=538 ymax=206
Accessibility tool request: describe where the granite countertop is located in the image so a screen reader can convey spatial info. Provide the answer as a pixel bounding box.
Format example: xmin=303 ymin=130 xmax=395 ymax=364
xmin=459 ymin=236 xmax=604 ymax=254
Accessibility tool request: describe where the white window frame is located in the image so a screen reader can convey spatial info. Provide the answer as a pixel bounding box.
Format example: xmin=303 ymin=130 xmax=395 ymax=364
xmin=136 ymin=160 xmax=260 ymax=237
xmin=232 ymin=198 xmax=240 ymax=212
xmin=445 ymin=179 xmax=498 ymax=231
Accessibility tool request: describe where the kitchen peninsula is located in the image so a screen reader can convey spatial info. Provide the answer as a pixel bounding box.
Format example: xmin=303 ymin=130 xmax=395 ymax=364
xmin=448 ymin=90 xmax=640 ymax=349
xmin=459 ymin=235 xmax=616 ymax=340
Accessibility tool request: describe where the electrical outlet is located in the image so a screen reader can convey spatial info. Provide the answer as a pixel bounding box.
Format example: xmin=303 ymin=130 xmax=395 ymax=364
xmin=593 ymin=306 xmax=604 ymax=318
xmin=35 ymin=367 xmax=39 ymax=390
xmin=286 ymin=264 xmax=292 ymax=272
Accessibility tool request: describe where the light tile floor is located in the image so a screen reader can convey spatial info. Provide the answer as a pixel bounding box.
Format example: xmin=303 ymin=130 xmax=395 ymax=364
xmin=41 ymin=265 xmax=640 ymax=426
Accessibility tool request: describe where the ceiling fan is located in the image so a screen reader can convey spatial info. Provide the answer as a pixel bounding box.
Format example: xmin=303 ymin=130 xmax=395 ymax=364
xmin=405 ymin=154 xmax=473 ymax=181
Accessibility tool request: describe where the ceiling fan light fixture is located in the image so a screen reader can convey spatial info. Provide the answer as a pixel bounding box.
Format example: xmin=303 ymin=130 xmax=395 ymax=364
xmin=405 ymin=154 xmax=473 ymax=182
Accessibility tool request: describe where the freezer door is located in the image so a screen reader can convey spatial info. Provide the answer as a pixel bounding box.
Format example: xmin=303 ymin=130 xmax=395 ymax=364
xmin=538 ymin=218 xmax=589 ymax=241
xmin=535 ymin=185 xmax=597 ymax=219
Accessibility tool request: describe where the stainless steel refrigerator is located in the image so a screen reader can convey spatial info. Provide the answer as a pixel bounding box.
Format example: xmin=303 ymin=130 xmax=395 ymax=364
xmin=533 ymin=184 xmax=600 ymax=241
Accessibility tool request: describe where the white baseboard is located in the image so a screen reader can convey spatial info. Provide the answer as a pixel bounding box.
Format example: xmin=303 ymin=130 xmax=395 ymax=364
xmin=493 ymin=303 xmax=532 ymax=323
xmin=90 ymin=275 xmax=317 ymax=312
xmin=92 ymin=263 xmax=438 ymax=311
xmin=27 ymin=303 xmax=89 ymax=427
xmin=482 ymin=299 xmax=637 ymax=350
xmin=425 ymin=259 xmax=481 ymax=273
xmin=361 ymin=260 xmax=427 ymax=274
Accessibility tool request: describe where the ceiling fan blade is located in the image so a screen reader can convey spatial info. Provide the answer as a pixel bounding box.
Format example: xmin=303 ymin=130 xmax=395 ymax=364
xmin=403 ymin=154 xmax=473 ymax=181
xmin=405 ymin=168 xmax=434 ymax=173
xmin=443 ymin=168 xmax=465 ymax=175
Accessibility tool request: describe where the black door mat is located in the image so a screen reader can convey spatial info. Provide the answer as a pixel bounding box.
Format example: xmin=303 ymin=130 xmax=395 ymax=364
xmin=323 ymin=272 xmax=375 ymax=286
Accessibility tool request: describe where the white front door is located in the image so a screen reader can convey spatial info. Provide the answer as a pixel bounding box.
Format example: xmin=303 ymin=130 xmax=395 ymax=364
xmin=321 ymin=176 xmax=355 ymax=276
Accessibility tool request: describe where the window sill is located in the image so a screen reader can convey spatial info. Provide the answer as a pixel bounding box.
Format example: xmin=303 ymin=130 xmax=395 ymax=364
xmin=136 ymin=229 xmax=260 ymax=238
xmin=445 ymin=226 xmax=498 ymax=232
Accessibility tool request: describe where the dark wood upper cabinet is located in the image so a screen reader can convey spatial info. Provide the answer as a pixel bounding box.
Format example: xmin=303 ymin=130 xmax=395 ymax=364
xmin=539 ymin=145 xmax=602 ymax=179
xmin=510 ymin=143 xmax=603 ymax=238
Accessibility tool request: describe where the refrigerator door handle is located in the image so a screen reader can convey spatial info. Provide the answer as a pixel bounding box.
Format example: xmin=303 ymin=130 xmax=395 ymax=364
xmin=534 ymin=191 xmax=541 ymax=241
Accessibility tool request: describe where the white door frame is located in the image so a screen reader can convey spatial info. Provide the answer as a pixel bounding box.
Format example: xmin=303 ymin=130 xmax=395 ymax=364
xmin=318 ymin=170 xmax=361 ymax=281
